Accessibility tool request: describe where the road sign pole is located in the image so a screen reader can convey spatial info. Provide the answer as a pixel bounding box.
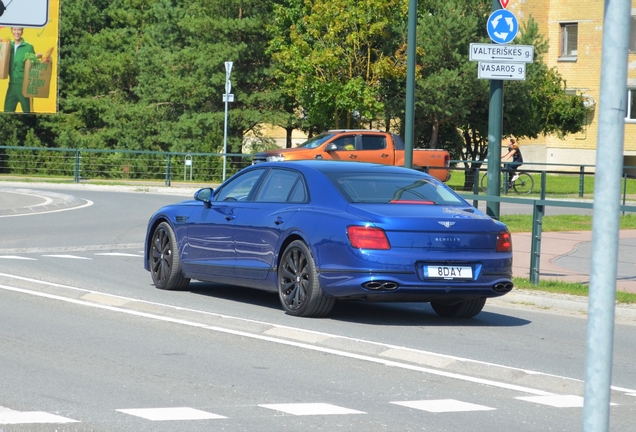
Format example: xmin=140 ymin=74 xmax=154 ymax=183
xmin=403 ymin=0 xmax=417 ymax=169
xmin=486 ymin=0 xmax=503 ymax=219
xmin=583 ymin=0 xmax=630 ymax=430
xmin=223 ymin=61 xmax=233 ymax=182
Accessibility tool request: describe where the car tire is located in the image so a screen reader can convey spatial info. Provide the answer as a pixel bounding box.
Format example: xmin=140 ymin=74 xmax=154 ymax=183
xmin=430 ymin=298 xmax=486 ymax=318
xmin=149 ymin=221 xmax=191 ymax=291
xmin=278 ymin=240 xmax=335 ymax=317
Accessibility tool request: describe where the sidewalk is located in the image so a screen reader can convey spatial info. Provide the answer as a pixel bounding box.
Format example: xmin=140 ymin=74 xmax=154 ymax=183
xmin=512 ymin=230 xmax=636 ymax=294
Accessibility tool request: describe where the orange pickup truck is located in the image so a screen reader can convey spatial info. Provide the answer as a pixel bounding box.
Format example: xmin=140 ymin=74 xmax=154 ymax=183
xmin=252 ymin=130 xmax=450 ymax=182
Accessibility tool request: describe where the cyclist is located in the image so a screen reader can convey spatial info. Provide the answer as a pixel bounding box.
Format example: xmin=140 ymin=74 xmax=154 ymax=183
xmin=502 ymin=138 xmax=523 ymax=187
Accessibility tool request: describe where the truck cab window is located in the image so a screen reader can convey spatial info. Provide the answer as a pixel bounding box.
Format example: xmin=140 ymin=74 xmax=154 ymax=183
xmin=361 ymin=136 xmax=386 ymax=150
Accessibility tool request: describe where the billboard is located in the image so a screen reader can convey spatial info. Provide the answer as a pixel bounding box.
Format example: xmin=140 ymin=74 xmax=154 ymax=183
xmin=0 ymin=0 xmax=59 ymax=114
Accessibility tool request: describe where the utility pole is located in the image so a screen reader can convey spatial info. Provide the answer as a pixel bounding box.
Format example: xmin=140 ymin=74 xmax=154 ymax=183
xmin=403 ymin=0 xmax=417 ymax=169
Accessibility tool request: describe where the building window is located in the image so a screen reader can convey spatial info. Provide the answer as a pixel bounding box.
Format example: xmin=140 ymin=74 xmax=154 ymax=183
xmin=560 ymin=23 xmax=578 ymax=59
xmin=626 ymin=89 xmax=636 ymax=121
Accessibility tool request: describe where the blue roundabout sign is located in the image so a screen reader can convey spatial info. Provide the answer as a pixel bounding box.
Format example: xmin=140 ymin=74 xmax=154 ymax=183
xmin=487 ymin=9 xmax=518 ymax=45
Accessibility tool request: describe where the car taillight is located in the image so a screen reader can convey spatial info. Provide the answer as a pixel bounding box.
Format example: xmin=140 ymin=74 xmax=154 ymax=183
xmin=347 ymin=226 xmax=391 ymax=250
xmin=496 ymin=230 xmax=512 ymax=252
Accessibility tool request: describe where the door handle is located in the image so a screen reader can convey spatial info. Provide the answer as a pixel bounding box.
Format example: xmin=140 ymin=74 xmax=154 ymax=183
xmin=275 ymin=217 xmax=285 ymax=225
xmin=225 ymin=215 xmax=236 ymax=221
xmin=381 ymin=153 xmax=389 ymax=158
xmin=349 ymin=154 xmax=357 ymax=159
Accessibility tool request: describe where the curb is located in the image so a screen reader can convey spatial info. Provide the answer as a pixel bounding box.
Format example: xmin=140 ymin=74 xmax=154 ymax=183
xmin=489 ymin=289 xmax=636 ymax=323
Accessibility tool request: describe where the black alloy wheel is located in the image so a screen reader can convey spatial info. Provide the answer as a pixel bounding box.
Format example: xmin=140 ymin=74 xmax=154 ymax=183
xmin=149 ymin=222 xmax=190 ymax=290
xmin=278 ymin=240 xmax=335 ymax=317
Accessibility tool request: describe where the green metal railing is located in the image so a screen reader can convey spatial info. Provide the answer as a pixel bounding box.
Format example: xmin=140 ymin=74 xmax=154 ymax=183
xmin=446 ymin=160 xmax=636 ymax=203
xmin=0 ymin=146 xmax=253 ymax=186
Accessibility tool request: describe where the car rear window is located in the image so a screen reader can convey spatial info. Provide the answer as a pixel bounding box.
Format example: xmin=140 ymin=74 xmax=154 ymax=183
xmin=327 ymin=173 xmax=465 ymax=205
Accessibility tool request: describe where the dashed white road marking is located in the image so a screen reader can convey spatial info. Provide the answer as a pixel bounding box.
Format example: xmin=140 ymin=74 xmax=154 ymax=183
xmin=94 ymin=253 xmax=143 ymax=257
xmin=41 ymin=255 xmax=92 ymax=260
xmin=0 ymin=409 xmax=79 ymax=424
xmin=516 ymin=395 xmax=597 ymax=408
xmin=0 ymin=256 xmax=37 ymax=260
xmin=117 ymin=407 xmax=226 ymax=421
xmin=259 ymin=403 xmax=365 ymax=416
xmin=391 ymin=399 xmax=496 ymax=413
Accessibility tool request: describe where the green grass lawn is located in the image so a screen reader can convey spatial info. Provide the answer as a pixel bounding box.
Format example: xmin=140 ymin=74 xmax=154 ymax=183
xmin=500 ymin=213 xmax=636 ymax=233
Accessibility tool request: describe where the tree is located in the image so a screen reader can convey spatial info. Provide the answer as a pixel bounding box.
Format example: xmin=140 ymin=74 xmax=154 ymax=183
xmin=413 ymin=0 xmax=490 ymax=150
xmin=269 ymin=0 xmax=407 ymax=133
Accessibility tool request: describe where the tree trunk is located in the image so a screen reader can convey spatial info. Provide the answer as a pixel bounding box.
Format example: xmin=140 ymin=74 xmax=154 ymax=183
xmin=286 ymin=126 xmax=293 ymax=148
xmin=429 ymin=119 xmax=439 ymax=149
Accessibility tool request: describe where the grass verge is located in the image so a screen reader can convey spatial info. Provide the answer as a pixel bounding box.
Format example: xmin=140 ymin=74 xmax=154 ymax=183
xmin=501 ymin=213 xmax=636 ymax=233
xmin=513 ymin=277 xmax=636 ymax=305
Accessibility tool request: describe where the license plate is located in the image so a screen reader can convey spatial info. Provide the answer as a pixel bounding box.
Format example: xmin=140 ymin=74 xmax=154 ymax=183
xmin=423 ymin=265 xmax=473 ymax=279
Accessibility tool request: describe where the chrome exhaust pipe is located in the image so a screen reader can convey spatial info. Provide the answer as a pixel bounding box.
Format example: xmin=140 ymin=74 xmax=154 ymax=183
xmin=362 ymin=280 xmax=399 ymax=291
xmin=493 ymin=282 xmax=513 ymax=293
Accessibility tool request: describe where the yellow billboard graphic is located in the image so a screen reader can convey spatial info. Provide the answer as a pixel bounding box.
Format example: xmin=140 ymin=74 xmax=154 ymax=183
xmin=0 ymin=0 xmax=58 ymax=114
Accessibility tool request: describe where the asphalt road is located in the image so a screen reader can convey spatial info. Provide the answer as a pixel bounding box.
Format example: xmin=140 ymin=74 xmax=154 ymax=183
xmin=1 ymin=185 xmax=635 ymax=431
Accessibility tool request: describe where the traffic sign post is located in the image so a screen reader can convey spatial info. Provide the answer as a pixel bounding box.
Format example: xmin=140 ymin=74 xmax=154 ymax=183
xmin=223 ymin=61 xmax=233 ymax=181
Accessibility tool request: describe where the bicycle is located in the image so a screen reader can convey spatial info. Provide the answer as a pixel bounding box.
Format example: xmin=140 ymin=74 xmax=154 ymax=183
xmin=480 ymin=168 xmax=534 ymax=195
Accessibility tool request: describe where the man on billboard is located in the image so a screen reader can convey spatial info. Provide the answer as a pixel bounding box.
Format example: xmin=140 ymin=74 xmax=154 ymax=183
xmin=3 ymin=27 xmax=39 ymax=113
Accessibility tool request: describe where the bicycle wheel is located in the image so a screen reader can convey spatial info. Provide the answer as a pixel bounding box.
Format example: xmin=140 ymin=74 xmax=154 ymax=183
xmin=480 ymin=173 xmax=489 ymax=192
xmin=512 ymin=173 xmax=534 ymax=194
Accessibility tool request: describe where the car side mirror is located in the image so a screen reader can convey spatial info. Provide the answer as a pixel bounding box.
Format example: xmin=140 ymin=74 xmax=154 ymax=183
xmin=325 ymin=143 xmax=338 ymax=152
xmin=194 ymin=188 xmax=214 ymax=208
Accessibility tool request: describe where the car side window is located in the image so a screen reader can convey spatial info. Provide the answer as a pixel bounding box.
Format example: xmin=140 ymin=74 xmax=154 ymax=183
xmin=288 ymin=179 xmax=308 ymax=202
xmin=214 ymin=169 xmax=265 ymax=202
xmin=361 ymin=136 xmax=386 ymax=150
xmin=330 ymin=137 xmax=356 ymax=151
xmin=256 ymin=169 xmax=306 ymax=203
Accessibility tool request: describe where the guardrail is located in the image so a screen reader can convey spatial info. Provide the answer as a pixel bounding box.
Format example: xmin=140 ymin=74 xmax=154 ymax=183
xmin=0 ymin=146 xmax=253 ymax=186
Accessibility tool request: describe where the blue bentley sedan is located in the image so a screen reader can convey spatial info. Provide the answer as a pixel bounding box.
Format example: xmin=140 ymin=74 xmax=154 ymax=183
xmin=144 ymin=161 xmax=513 ymax=318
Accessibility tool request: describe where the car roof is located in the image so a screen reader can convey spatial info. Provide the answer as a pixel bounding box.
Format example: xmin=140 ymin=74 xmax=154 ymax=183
xmin=260 ymin=160 xmax=425 ymax=176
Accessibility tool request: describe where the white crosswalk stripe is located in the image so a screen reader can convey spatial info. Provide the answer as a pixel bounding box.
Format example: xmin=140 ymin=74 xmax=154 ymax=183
xmin=0 ymin=408 xmax=79 ymax=425
xmin=117 ymin=407 xmax=226 ymax=421
xmin=391 ymin=399 xmax=496 ymax=413
xmin=259 ymin=403 xmax=365 ymax=416
xmin=516 ymin=395 xmax=588 ymax=407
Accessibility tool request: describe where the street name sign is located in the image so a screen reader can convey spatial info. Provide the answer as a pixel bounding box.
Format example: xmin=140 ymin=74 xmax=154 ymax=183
xmin=470 ymin=43 xmax=534 ymax=63
xmin=477 ymin=62 xmax=526 ymax=81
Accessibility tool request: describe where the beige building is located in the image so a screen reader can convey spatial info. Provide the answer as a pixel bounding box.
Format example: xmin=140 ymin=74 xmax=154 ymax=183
xmin=511 ymin=0 xmax=636 ymax=169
